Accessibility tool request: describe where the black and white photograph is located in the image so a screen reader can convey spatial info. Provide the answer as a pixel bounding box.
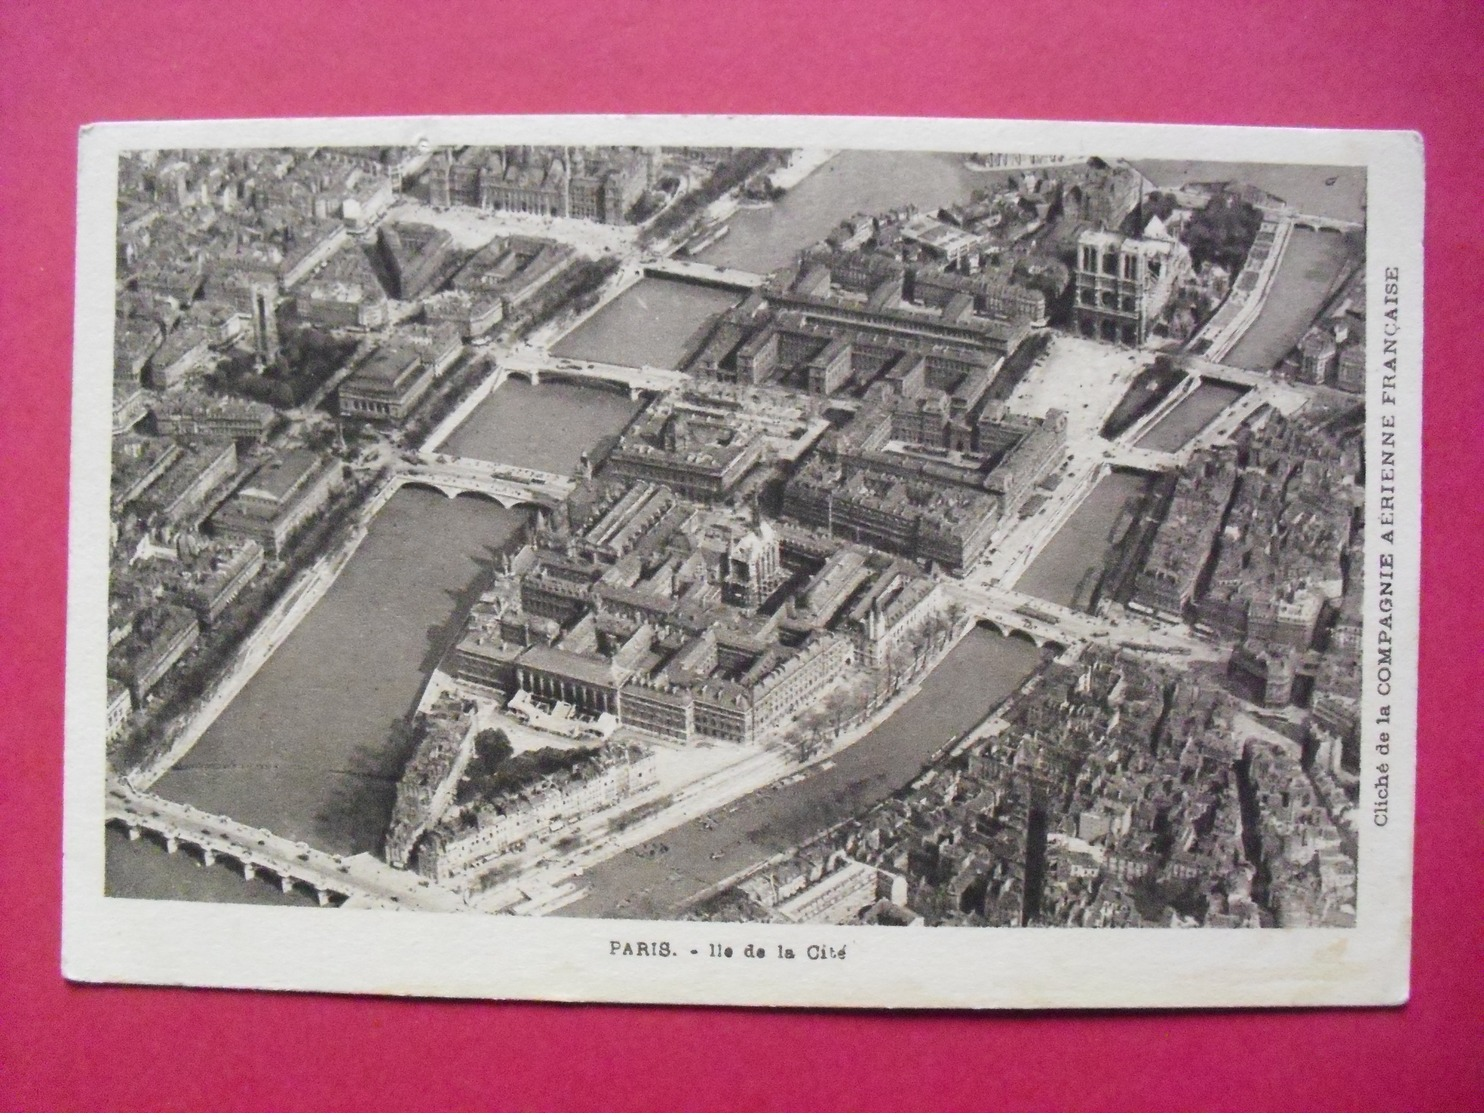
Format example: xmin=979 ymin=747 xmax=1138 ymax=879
xmin=63 ymin=115 xmax=1422 ymax=1009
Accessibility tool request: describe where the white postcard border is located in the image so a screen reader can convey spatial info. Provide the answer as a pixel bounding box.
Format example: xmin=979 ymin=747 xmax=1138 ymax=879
xmin=63 ymin=115 xmax=1422 ymax=1009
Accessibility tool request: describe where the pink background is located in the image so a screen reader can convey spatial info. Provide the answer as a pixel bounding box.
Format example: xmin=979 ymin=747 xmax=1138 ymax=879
xmin=2 ymin=1 xmax=1480 ymax=1110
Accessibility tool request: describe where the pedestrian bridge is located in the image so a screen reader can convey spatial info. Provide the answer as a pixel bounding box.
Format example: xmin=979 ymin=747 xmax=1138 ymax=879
xmin=642 ymin=258 xmax=768 ymax=292
xmin=394 ymin=455 xmax=577 ymax=509
xmin=104 ymin=778 xmax=468 ymax=911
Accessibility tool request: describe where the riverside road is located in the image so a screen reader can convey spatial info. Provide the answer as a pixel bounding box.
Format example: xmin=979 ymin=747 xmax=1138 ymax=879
xmin=555 ymin=626 xmax=1042 ymax=919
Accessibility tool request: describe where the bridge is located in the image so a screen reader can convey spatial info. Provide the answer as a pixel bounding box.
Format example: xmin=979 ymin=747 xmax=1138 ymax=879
xmin=1108 ymin=381 xmax=1308 ymax=470
xmin=105 ymin=779 xmax=470 ymax=912
xmin=1181 ymin=355 xmax=1281 ymax=391
xmin=1105 ymin=444 xmax=1181 ymax=473
xmin=945 ymin=581 xmax=1214 ymax=658
xmin=394 ymin=454 xmax=577 ymax=509
xmin=642 ymin=257 xmax=769 ymax=292
xmin=501 ymin=349 xmax=690 ymax=396
xmin=1113 ymin=357 xmax=1312 ymax=454
xmin=1246 ymin=195 xmax=1362 ymax=235
xmin=945 ymin=582 xmax=1098 ymax=649
xmin=1289 ymin=212 xmax=1362 ymax=234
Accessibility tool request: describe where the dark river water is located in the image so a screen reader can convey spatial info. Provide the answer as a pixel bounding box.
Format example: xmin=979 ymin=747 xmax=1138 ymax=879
xmin=1130 ymin=160 xmax=1366 ymax=225
xmin=560 ymin=625 xmax=1044 ymax=919
xmin=550 ymin=277 xmax=740 ymax=371
xmin=1136 ymin=382 xmax=1246 ymax=452
xmin=150 ymin=489 xmax=527 ymax=853
xmin=106 ymin=383 xmax=644 ymax=903
xmin=1014 ymin=471 xmax=1154 ymax=612
xmin=1222 ymin=228 xmax=1355 ymax=372
xmin=436 ymin=377 xmax=645 ymax=474
xmin=695 ymin=149 xmax=1013 ymax=275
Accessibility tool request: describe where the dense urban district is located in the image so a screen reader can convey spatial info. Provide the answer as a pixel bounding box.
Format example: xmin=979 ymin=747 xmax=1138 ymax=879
xmin=105 ymin=143 xmax=1367 ymax=929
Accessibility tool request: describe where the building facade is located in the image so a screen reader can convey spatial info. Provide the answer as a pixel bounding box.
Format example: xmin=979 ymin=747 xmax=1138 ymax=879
xmin=415 ymin=745 xmax=660 ymax=883
xmin=151 ymin=393 xmax=276 ymax=441
xmin=1074 ymin=230 xmax=1191 ymax=346
xmin=106 ymin=678 xmax=134 ymax=743
xmin=339 ymin=346 xmax=436 ymax=421
xmin=212 ymin=450 xmax=342 ymax=555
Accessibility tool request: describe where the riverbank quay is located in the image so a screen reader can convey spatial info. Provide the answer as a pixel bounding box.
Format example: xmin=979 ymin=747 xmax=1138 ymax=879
xmin=125 ymin=474 xmax=386 ymax=789
xmin=770 ymin=148 xmax=839 ymax=191
xmin=419 ymin=361 xmax=510 ymax=454
xmin=525 ymin=618 xmax=986 ymax=914
xmin=1194 ymin=213 xmax=1295 ymax=362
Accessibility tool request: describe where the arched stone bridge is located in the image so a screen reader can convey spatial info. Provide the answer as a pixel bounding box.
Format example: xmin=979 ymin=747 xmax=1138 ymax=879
xmin=500 ymin=350 xmax=690 ymax=396
xmin=393 ymin=455 xmax=577 ymax=510
xmin=641 ymin=258 xmax=769 ymax=292
xmin=944 ymin=582 xmax=1208 ymax=658
xmin=1289 ymin=213 xmax=1363 ymax=234
xmin=105 ymin=778 xmax=468 ymax=911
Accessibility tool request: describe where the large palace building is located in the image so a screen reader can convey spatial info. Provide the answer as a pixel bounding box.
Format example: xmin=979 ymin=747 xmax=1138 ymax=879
xmin=423 ymin=146 xmax=649 ymax=225
xmin=441 ymin=480 xmax=948 ymax=749
xmin=781 ymin=398 xmax=1066 ymax=572
xmin=604 ymin=401 xmax=769 ymax=502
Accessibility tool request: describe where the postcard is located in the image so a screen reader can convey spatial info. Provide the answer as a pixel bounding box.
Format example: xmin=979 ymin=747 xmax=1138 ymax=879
xmin=63 ymin=114 xmax=1421 ymax=1008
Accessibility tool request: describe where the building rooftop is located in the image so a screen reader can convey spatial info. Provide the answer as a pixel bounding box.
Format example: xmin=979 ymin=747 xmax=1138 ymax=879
xmin=236 ymin=448 xmax=324 ymax=505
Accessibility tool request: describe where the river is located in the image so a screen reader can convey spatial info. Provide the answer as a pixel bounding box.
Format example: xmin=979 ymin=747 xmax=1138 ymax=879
xmin=436 ymin=377 xmax=645 ymax=474
xmin=550 ymin=277 xmax=740 ymax=371
xmin=1136 ymin=382 xmax=1245 ymax=452
xmin=695 ymin=149 xmax=1013 ymax=275
xmin=1222 ymin=228 xmax=1355 ymax=372
xmin=1131 ymin=160 xmax=1366 ymax=225
xmin=1014 ymin=471 xmax=1153 ymax=611
xmin=107 ymin=381 xmax=646 ymax=902
xmin=558 ymin=626 xmax=1044 ymax=919
xmin=108 ymin=490 xmax=525 ymax=899
xmin=150 ymin=489 xmax=527 ymax=852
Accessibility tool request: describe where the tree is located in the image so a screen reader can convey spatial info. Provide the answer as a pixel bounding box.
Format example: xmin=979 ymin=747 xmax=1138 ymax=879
xmin=791 ymin=732 xmax=817 ymax=765
xmin=1182 ymin=190 xmax=1263 ymax=274
xmin=472 ymin=728 xmax=514 ymax=770
xmin=823 ymin=688 xmax=858 ymax=736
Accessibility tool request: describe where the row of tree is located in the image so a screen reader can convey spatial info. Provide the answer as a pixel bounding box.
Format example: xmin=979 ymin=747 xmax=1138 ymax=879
xmin=1134 ymin=188 xmax=1264 ymax=275
xmin=784 ymin=604 xmax=968 ymax=764
xmin=111 ymin=471 xmax=380 ymax=776
xmin=454 ymin=730 xmax=600 ymax=808
xmin=642 ymin=149 xmax=784 ymax=244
